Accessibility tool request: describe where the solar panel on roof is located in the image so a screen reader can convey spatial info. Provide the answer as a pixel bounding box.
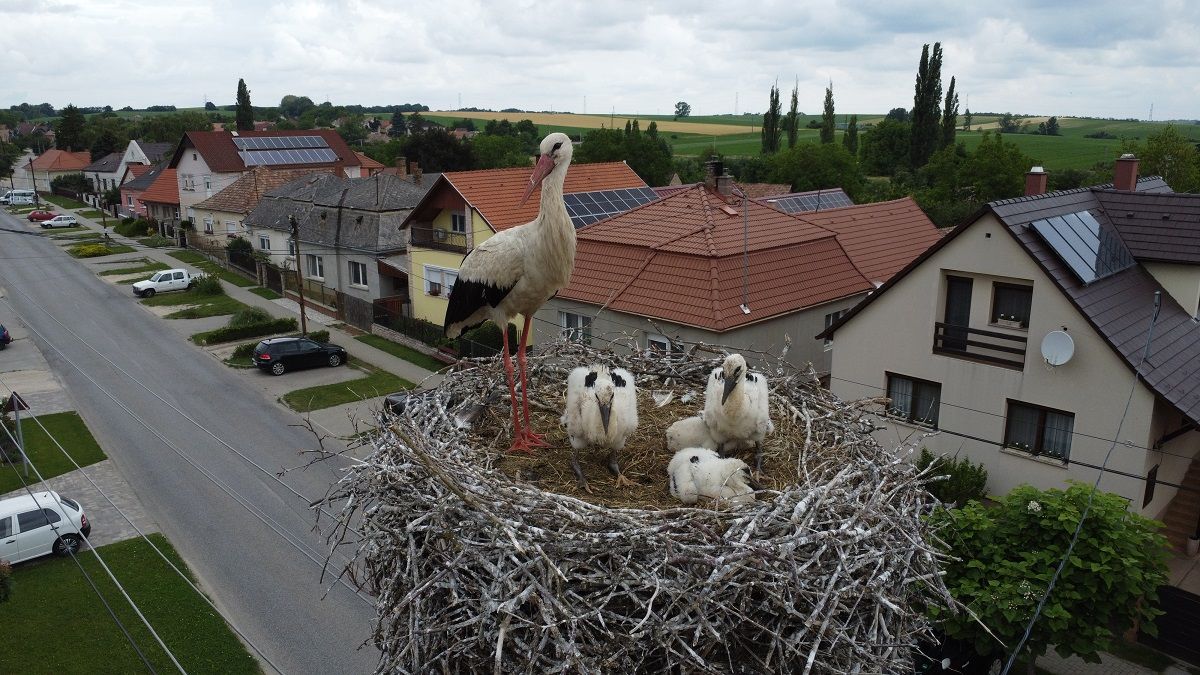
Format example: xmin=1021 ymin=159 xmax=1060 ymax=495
xmin=769 ymin=189 xmax=853 ymax=214
xmin=237 ymin=147 xmax=338 ymax=167
xmin=1029 ymin=210 xmax=1135 ymax=284
xmin=563 ymin=187 xmax=658 ymax=228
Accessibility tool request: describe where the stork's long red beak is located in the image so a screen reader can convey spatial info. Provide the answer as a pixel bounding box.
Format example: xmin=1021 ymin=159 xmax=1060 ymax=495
xmin=520 ymin=153 xmax=556 ymax=205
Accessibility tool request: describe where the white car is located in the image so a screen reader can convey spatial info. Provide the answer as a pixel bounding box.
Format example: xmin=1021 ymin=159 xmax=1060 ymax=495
xmin=41 ymin=215 xmax=77 ymax=229
xmin=132 ymin=268 xmax=200 ymax=298
xmin=0 ymin=491 xmax=91 ymax=563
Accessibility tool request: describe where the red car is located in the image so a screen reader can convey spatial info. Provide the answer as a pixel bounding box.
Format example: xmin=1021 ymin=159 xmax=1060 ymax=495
xmin=26 ymin=210 xmax=55 ymax=222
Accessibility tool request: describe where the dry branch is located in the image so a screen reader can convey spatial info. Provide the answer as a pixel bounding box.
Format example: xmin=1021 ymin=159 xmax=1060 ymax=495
xmin=318 ymin=341 xmax=953 ymax=673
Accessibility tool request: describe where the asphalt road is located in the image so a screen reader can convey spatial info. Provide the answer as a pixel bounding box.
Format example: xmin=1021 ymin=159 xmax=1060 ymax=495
xmin=0 ymin=215 xmax=378 ymax=674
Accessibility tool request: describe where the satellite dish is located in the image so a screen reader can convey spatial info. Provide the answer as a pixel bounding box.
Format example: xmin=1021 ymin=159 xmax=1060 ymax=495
xmin=1041 ymin=330 xmax=1075 ymax=366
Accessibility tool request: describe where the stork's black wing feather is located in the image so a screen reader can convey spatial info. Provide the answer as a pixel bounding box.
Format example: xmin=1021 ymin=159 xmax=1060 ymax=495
xmin=443 ymin=279 xmax=513 ymax=335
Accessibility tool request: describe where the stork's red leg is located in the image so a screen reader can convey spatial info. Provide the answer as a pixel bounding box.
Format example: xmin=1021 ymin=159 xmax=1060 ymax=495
xmin=516 ymin=315 xmax=549 ymax=448
xmin=501 ymin=320 xmax=533 ymax=454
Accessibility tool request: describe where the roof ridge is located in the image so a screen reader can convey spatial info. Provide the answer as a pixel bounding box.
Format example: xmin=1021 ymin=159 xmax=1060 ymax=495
xmin=445 ymin=160 xmax=629 ymax=179
xmin=989 ymin=175 xmax=1170 ymax=208
xmin=697 ymin=190 xmax=724 ymax=328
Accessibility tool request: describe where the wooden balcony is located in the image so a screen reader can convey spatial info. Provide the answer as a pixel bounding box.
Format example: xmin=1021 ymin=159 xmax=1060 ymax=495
xmin=932 ymin=322 xmax=1027 ymax=369
xmin=410 ymin=226 xmax=468 ymax=253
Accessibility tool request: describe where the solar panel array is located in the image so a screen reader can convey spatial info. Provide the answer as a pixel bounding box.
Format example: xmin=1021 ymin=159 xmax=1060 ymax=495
xmin=1030 ymin=210 xmax=1135 ymax=284
xmin=769 ymin=189 xmax=854 ymax=214
xmin=234 ymin=135 xmax=338 ymax=167
xmin=564 ymin=187 xmax=659 ymax=227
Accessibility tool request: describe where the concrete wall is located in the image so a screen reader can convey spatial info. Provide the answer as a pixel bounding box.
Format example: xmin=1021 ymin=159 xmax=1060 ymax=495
xmin=828 ymin=213 xmax=1165 ymax=513
xmin=174 ymin=151 xmax=239 ymax=220
xmin=1145 ymin=262 xmax=1200 ymax=318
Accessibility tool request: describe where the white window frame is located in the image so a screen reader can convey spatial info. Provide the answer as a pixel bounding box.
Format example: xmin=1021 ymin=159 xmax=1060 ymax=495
xmin=646 ymin=332 xmax=676 ymax=353
xmin=450 ymin=212 xmax=467 ymax=233
xmin=348 ymin=260 xmax=368 ymax=289
xmin=423 ymin=265 xmax=457 ymax=297
xmin=225 ymin=220 xmax=237 ymax=238
xmin=203 ymin=217 xmax=214 ymax=234
xmin=306 ymin=254 xmax=325 ymax=280
xmin=259 ymin=236 xmax=270 ymax=251
xmin=823 ymin=309 xmax=847 ymax=350
xmin=560 ymin=311 xmax=592 ymax=344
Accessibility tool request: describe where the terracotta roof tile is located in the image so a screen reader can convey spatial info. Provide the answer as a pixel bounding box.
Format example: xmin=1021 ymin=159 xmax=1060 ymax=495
xmin=736 ymin=182 xmax=793 ymax=198
xmin=125 ymin=164 xmax=152 ymax=180
xmin=443 ymin=161 xmax=647 ymax=231
xmin=173 ymin=130 xmax=361 ymax=173
xmin=194 ymin=167 xmax=331 ymax=214
xmin=140 ymin=169 xmax=179 ymax=205
xmin=797 ymin=198 xmax=943 ymax=283
xmin=354 ymin=152 xmax=385 ymax=170
xmin=31 ymin=149 xmax=91 ymax=171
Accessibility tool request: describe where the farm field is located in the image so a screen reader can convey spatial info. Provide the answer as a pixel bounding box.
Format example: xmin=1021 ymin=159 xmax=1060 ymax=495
xmin=428 ymin=110 xmax=750 ymax=136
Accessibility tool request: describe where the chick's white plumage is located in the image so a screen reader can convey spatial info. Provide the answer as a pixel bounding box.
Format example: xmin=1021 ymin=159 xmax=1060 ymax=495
xmin=703 ymin=353 xmax=773 ymax=472
xmin=667 ymin=448 xmax=755 ymax=505
xmin=666 ymin=415 xmax=717 ymax=454
xmin=562 ymin=365 xmax=638 ymax=491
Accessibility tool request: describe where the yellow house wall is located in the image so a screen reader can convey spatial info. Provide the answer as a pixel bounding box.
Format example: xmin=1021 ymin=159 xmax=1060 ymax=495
xmin=1145 ymin=262 xmax=1200 ymax=317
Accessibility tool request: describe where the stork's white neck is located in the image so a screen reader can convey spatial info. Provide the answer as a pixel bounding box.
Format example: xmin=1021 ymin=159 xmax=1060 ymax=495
xmin=531 ymin=158 xmax=575 ymax=287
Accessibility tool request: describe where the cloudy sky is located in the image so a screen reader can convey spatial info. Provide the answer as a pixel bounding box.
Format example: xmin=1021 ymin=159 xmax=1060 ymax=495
xmin=2 ymin=0 xmax=1197 ymax=120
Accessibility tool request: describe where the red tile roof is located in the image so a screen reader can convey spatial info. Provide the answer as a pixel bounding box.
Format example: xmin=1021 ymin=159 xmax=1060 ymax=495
xmin=797 ymin=198 xmax=943 ymax=284
xmin=195 ymin=166 xmax=330 ymax=214
xmin=441 ymin=161 xmax=647 ymax=231
xmin=558 ymin=185 xmax=874 ymax=331
xmin=172 ymin=130 xmax=360 ymax=173
xmin=140 ymin=169 xmax=179 ymax=205
xmin=31 ymin=149 xmax=91 ymax=171
xmin=737 ymin=182 xmax=793 ymax=198
xmin=354 ymin=152 xmax=385 ymax=170
xmin=126 ymin=164 xmax=151 ymax=179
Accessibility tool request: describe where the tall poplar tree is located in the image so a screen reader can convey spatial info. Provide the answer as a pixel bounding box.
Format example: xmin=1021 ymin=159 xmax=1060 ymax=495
xmin=785 ymin=80 xmax=799 ymax=148
xmin=909 ymin=43 xmax=944 ymax=168
xmin=761 ymin=83 xmax=782 ymax=154
xmin=842 ymin=114 xmax=859 ymax=155
xmin=820 ymin=83 xmax=835 ymax=144
xmin=941 ymin=76 xmax=959 ymax=148
xmin=54 ymin=104 xmax=87 ymax=151
xmin=235 ymin=78 xmax=253 ymax=132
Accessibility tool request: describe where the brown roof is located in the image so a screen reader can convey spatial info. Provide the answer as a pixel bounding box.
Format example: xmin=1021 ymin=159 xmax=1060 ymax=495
xmin=194 ymin=167 xmax=331 ymax=215
xmin=736 ymin=182 xmax=793 ymax=199
xmin=1094 ymin=189 xmax=1200 ymax=264
xmin=354 ymin=152 xmax=385 ymax=170
xmin=124 ymin=164 xmax=152 ymax=181
xmin=140 ymin=168 xmax=179 ymax=205
xmin=31 ymin=149 xmax=91 ymax=171
xmin=440 ymin=161 xmax=647 ymax=231
xmin=171 ymin=130 xmax=360 ymax=173
xmin=558 ymin=184 xmax=873 ymax=331
xmin=798 ymin=198 xmax=943 ymax=283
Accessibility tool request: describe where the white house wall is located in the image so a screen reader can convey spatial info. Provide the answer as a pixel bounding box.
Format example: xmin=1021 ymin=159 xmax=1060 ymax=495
xmin=175 ymin=150 xmax=240 ymax=221
xmin=829 ymin=213 xmax=1163 ymax=513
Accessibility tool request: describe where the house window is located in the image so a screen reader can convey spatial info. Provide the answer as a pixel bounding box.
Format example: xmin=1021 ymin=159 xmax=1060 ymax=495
xmin=127 ymin=195 xmax=134 ymax=207
xmin=306 ymin=254 xmax=325 ymax=279
xmin=287 ymin=240 xmax=295 ymax=256
xmin=225 ymin=221 xmax=237 ymax=237
xmin=991 ymin=283 xmax=1032 ymax=328
xmin=1004 ymin=400 xmax=1074 ymax=461
xmin=204 ymin=175 xmax=211 ymax=191
xmin=423 ymin=265 xmax=457 ymax=296
xmin=885 ymin=373 xmax=941 ymax=428
xmin=560 ymin=312 xmax=592 ymax=344
xmin=348 ymin=260 xmax=368 ymax=288
xmin=204 ymin=218 xmax=214 ymax=234
xmin=451 ymin=213 xmax=467 ymax=233
xmin=646 ymin=333 xmax=675 ymax=353
xmin=259 ymin=236 xmax=270 ymax=251
xmin=823 ymin=309 xmax=847 ymax=349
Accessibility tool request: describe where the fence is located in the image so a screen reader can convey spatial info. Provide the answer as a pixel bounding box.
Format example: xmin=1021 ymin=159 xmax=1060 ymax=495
xmin=186 ymin=239 xmax=258 ymax=284
xmin=370 ymin=298 xmax=509 ymax=359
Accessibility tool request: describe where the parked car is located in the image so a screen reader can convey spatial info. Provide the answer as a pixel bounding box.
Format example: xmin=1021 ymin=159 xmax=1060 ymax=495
xmin=0 ymin=491 xmax=91 ymax=564
xmin=41 ymin=215 xmax=77 ymax=229
xmin=1 ymin=189 xmax=36 ymax=205
xmin=25 ymin=210 xmax=55 ymax=222
xmin=253 ymin=337 xmax=348 ymax=376
xmin=132 ymin=268 xmax=200 ymax=298
xmin=0 ymin=324 xmax=10 ymax=349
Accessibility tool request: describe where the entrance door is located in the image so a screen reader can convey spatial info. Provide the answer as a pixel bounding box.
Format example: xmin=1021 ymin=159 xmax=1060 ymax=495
xmin=943 ymin=276 xmax=973 ymax=351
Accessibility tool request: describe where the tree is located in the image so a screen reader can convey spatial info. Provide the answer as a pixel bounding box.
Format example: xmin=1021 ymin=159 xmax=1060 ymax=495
xmin=941 ymin=76 xmax=959 ymax=148
xmin=576 ymin=126 xmax=674 ymax=186
xmin=963 ymin=108 xmax=973 ymax=131
xmin=0 ymin=143 xmax=22 ymax=183
xmin=235 ymin=78 xmax=253 ymax=131
xmin=402 ymin=129 xmax=474 ymax=172
xmin=204 ymin=101 xmax=217 ymax=111
xmin=674 ymin=101 xmax=691 ymax=119
xmin=928 ymin=483 xmax=1168 ymax=671
xmin=785 ymin=81 xmax=800 ymax=148
xmin=646 ymin=121 xmax=659 ymax=139
xmin=135 ymin=111 xmax=212 ymax=143
xmin=859 ymin=119 xmax=911 ymax=176
xmin=842 ymin=115 xmax=859 ymax=156
xmin=87 ymin=117 xmax=128 ymax=159
xmin=766 ymin=142 xmax=865 ymax=200
xmin=336 ymin=114 xmax=368 ymax=145
xmin=885 ymin=107 xmax=910 ymax=123
xmin=997 ymin=112 xmax=1023 ymax=133
xmin=472 ymin=134 xmax=528 ymax=169
xmin=1136 ymin=124 xmax=1200 ymax=192
xmin=819 ymin=83 xmax=835 ymax=144
xmin=760 ymin=83 xmax=783 ymax=154
xmin=1042 ymin=116 xmax=1060 ymax=136
xmin=909 ymin=42 xmax=944 ymax=168
xmin=55 ymin=104 xmax=87 ymax=151
xmin=389 ymin=110 xmax=407 ymax=137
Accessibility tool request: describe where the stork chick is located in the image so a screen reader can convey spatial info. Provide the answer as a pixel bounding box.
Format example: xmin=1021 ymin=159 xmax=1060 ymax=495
xmin=703 ymin=353 xmax=773 ymax=474
xmin=666 ymin=415 xmax=718 ymax=454
xmin=562 ymin=365 xmax=639 ymax=493
xmin=667 ymin=448 xmax=755 ymax=505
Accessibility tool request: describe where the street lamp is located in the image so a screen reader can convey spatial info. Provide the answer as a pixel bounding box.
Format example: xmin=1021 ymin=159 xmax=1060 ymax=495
xmin=289 ymin=215 xmax=308 ymax=335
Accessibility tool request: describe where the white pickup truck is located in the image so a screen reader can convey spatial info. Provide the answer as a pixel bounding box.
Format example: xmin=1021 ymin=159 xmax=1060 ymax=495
xmin=132 ymin=268 xmax=202 ymax=298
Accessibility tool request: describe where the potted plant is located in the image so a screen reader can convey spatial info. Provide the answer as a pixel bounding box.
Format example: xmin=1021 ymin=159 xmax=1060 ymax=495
xmin=996 ymin=314 xmax=1024 ymax=329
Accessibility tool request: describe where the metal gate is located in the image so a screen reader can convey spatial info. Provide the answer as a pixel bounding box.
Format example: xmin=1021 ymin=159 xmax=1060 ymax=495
xmin=1139 ymin=585 xmax=1200 ymax=666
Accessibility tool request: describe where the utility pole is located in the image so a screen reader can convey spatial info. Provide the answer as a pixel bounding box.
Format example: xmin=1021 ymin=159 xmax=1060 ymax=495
xmin=289 ymin=215 xmax=308 ymax=335
xmin=4 ymin=392 xmax=29 ymax=478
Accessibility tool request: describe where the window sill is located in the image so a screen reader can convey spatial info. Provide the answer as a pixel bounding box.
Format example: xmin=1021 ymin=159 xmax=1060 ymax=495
xmin=880 ymin=412 xmax=937 ymax=432
xmin=989 ymin=321 xmax=1028 ymax=331
xmin=999 ymin=446 xmax=1068 ymax=468
xmin=349 ymin=283 xmax=368 ymax=290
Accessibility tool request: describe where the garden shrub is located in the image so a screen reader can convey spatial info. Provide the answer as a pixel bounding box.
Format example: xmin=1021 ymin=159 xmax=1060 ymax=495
xmin=139 ymin=235 xmax=173 ymax=248
xmin=0 ymin=559 xmax=11 ymax=603
xmin=916 ymin=448 xmax=988 ymax=506
xmin=114 ymin=218 xmax=150 ymax=237
xmin=458 ymin=322 xmax=517 ymax=358
xmin=191 ymin=275 xmax=224 ymax=296
xmin=68 ymin=243 xmax=115 ymax=258
xmin=229 ymin=307 xmax=272 ymax=327
xmin=231 ymin=342 xmax=257 ymax=360
xmin=192 ymin=318 xmax=298 ymax=345
xmin=303 ymin=330 xmax=330 ymax=343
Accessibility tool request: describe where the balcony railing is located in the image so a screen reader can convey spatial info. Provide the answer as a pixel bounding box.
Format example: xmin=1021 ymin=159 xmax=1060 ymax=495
xmin=932 ymin=322 xmax=1027 ymax=369
xmin=410 ymin=226 xmax=468 ymax=253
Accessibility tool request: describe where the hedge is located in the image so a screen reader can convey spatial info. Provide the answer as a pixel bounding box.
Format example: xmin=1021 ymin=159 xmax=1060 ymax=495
xmin=191 ymin=318 xmax=298 ymax=346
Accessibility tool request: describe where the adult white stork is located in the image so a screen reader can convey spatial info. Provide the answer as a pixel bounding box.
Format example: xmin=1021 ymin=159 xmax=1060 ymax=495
xmin=443 ymin=132 xmax=575 ymax=453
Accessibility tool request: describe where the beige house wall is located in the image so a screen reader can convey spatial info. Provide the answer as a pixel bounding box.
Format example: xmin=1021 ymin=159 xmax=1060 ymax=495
xmin=175 ymin=151 xmax=240 ymax=223
xmin=827 ymin=213 xmax=1189 ymax=516
xmin=1145 ymin=262 xmax=1200 ymax=318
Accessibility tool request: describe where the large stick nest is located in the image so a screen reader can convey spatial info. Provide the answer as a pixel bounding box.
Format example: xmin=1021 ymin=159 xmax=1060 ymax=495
xmin=320 ymin=340 xmax=953 ymax=674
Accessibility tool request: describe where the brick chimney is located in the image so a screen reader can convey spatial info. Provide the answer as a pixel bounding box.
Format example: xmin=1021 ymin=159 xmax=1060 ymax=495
xmin=716 ymin=170 xmax=734 ymax=196
xmin=1114 ymin=153 xmax=1139 ymax=191
xmin=1024 ymin=166 xmax=1048 ymax=196
xmin=704 ymin=157 xmax=723 ymax=191
xmin=395 ymin=155 xmax=407 ymax=175
xmin=411 ymin=162 xmax=423 ymax=185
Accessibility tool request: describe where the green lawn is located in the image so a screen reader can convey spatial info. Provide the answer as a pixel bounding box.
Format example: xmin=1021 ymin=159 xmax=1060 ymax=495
xmin=0 ymin=534 xmax=259 ymax=674
xmin=45 ymin=228 xmax=91 ymax=237
xmin=0 ymin=411 xmax=107 ymax=495
xmin=98 ymin=260 xmax=170 ymax=277
xmin=281 ymin=364 xmax=413 ymax=412
xmin=168 ymin=251 xmax=257 ymax=287
xmin=38 ymin=193 xmax=88 ymax=209
xmin=355 ymin=334 xmax=445 ymax=372
xmin=135 ymin=235 xmax=176 ymax=248
xmin=140 ymin=287 xmax=250 ymax=319
xmin=248 ymin=287 xmax=281 ymax=300
xmin=67 ymin=242 xmax=137 ymax=258
xmin=76 ymin=209 xmax=107 ymax=219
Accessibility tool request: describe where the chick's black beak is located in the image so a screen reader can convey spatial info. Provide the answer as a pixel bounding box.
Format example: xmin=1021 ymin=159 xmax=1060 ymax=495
xmin=598 ymin=400 xmax=612 ymax=433
xmin=721 ymin=375 xmax=738 ymax=404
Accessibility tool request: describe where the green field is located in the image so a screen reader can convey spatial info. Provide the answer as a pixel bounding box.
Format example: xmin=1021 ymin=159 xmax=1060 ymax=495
xmin=281 ymin=364 xmax=413 ymax=412
xmin=0 ymin=412 xmax=107 ymax=495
